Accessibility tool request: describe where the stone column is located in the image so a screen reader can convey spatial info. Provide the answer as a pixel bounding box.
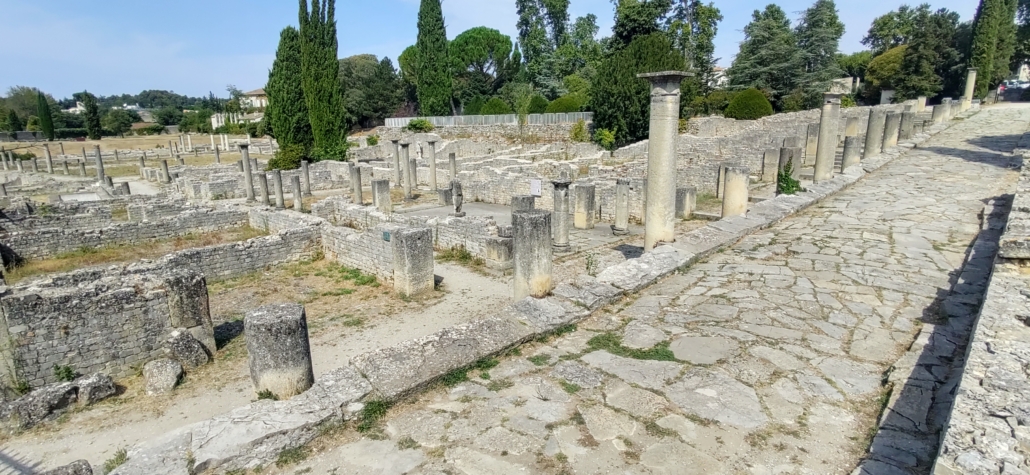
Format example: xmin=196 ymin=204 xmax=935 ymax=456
xmin=114 ymin=150 xmax=120 ymax=162
xmin=59 ymin=142 xmax=64 ymax=155
xmin=961 ymin=68 xmax=977 ymax=112
xmin=721 ymin=166 xmax=749 ymax=218
xmin=160 ymin=160 xmax=171 ymax=183
xmin=841 ymin=136 xmax=862 ymax=171
xmin=82 ymin=147 xmax=88 ymax=162
xmin=676 ymin=187 xmax=696 ymax=219
xmin=272 ymin=170 xmax=286 ymax=209
xmin=449 ymin=152 xmax=457 ymax=181
xmin=882 ymin=112 xmax=901 ymax=150
xmin=120 ymin=182 xmax=131 ymax=195
xmin=863 ymin=108 xmax=887 ymax=160
xmin=78 ymin=162 xmax=86 ymax=176
xmin=186 ymin=135 xmax=193 ymax=152
xmin=638 ymin=71 xmax=691 ymax=251
xmin=257 ymin=173 xmax=271 ymax=206
xmin=392 ymin=228 xmax=435 ymax=297
xmin=916 ymin=96 xmax=927 ymax=112
xmin=762 ymin=149 xmax=779 ymax=182
xmin=214 ymin=145 xmax=221 ymax=164
xmin=899 ymin=112 xmax=916 ymax=140
xmin=301 ymin=160 xmax=312 ymax=196
xmin=176 ymin=154 xmax=185 ymax=166
xmin=574 ymin=183 xmax=596 ymax=230
xmin=63 ymin=161 xmax=70 ymax=175
xmin=805 ymin=123 xmax=819 ymax=163
xmin=94 ymin=146 xmax=106 ymax=184
xmin=512 ymin=195 xmax=535 ymax=212
xmin=0 ymin=184 xmax=6 ymax=197
xmin=813 ymin=93 xmax=841 ymax=183
xmin=15 ymin=158 xmax=22 ymax=172
xmin=240 ymin=144 xmax=255 ymax=202
xmin=210 ymin=134 xmax=215 ymax=151
xmin=400 ymin=142 xmax=413 ymax=200
xmin=845 ymin=116 xmax=860 ymax=137
xmin=0 ymin=152 xmax=6 ymax=171
xmin=138 ymin=156 xmax=146 ymax=178
xmin=179 ymin=135 xmax=185 ymax=151
xmin=30 ymin=158 xmax=38 ymax=173
xmin=43 ymin=144 xmax=54 ymax=173
xmin=373 ymin=179 xmax=392 ymax=213
xmin=931 ymin=103 xmax=947 ymax=123
xmin=237 ymin=160 xmax=245 ymax=172
xmin=292 ymin=176 xmax=303 ymax=211
xmin=350 ymin=164 xmax=363 ymax=205
xmin=427 ymin=140 xmax=438 ymax=190
xmin=512 ymin=209 xmax=554 ymax=300
xmin=245 ymin=303 xmax=314 ymax=399
xmin=778 ymin=148 xmax=802 ymax=182
xmin=552 ymin=172 xmax=572 ymax=252
xmin=408 ymin=157 xmax=417 ymax=188
xmin=614 ymin=179 xmax=630 ymax=236
xmin=391 ymin=140 xmax=402 ymax=187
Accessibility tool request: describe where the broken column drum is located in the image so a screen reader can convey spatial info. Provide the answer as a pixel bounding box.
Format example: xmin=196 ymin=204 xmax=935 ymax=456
xmin=614 ymin=179 xmax=630 ymax=236
xmin=552 ymin=172 xmax=572 ymax=251
xmin=244 ymin=303 xmax=314 ymax=399
xmin=273 ymin=170 xmax=286 ymax=209
xmin=240 ymin=144 xmax=256 ymax=202
xmin=676 ymin=187 xmax=696 ymax=220
xmin=721 ymin=166 xmax=749 ymax=218
xmin=43 ymin=144 xmax=54 ymax=173
xmin=899 ymin=112 xmax=916 ymax=140
xmin=451 ymin=180 xmax=465 ymax=217
xmin=512 ymin=195 xmax=535 ymax=212
xmin=841 ymin=136 xmax=862 ymax=171
xmin=257 ymin=173 xmax=271 ymax=206
xmin=574 ymin=183 xmax=596 ymax=230
xmin=373 ymin=179 xmax=392 ymax=213
xmin=638 ymin=71 xmax=692 ymax=251
xmin=961 ymin=68 xmax=977 ymax=112
xmin=882 ymin=112 xmax=901 ymax=150
xmin=863 ymin=108 xmax=887 ymax=160
xmin=512 ymin=209 xmax=554 ymax=300
xmin=350 ymin=164 xmax=363 ymax=205
xmin=813 ymin=93 xmax=841 ymax=183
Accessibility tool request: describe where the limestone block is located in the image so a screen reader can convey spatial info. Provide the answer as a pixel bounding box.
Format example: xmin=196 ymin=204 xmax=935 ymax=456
xmin=166 ymin=329 xmax=210 ymax=370
xmin=392 ymin=227 xmax=435 ymax=296
xmin=39 ymin=460 xmax=93 ymax=475
xmin=245 ymin=303 xmax=314 ymax=399
xmin=75 ymin=373 xmax=116 ymax=406
xmin=164 ymin=271 xmax=214 ymax=355
xmin=144 ymin=359 xmax=183 ymax=396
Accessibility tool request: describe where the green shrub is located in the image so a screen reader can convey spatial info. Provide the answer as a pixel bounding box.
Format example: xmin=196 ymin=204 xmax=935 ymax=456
xmin=53 ymin=364 xmax=76 ymax=382
xmin=777 ymin=160 xmax=803 ymax=195
xmin=103 ymin=449 xmax=128 ymax=473
xmin=311 ymin=142 xmax=349 ymax=162
xmin=569 ymin=119 xmax=589 ymax=142
xmin=479 ymin=97 xmax=513 ymax=115
xmin=464 ymin=96 xmax=486 ymax=115
xmin=724 ymin=88 xmax=774 ymax=120
xmin=405 ymin=118 xmax=435 ymax=132
xmin=267 ymin=144 xmax=305 ymax=170
xmin=546 ymin=94 xmax=586 ymax=113
xmin=528 ymin=94 xmax=549 ymax=114
xmin=366 ymin=134 xmax=379 ymax=146
xmin=780 ymin=88 xmax=808 ymax=112
xmin=841 ymin=95 xmax=856 ymax=108
xmin=594 ymin=128 xmax=616 ymax=151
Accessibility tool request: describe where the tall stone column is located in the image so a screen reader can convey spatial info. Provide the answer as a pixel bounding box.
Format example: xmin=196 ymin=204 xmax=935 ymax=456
xmin=552 ymin=172 xmax=572 ymax=252
xmin=427 ymin=140 xmax=438 ymax=190
xmin=77 ymin=161 xmax=85 ymax=176
xmin=43 ymin=144 xmax=54 ymax=173
xmin=614 ymin=179 xmax=630 ymax=236
xmin=813 ymin=93 xmax=841 ymax=183
xmin=63 ymin=161 xmax=70 ymax=175
xmin=844 ymin=116 xmax=860 ymax=137
xmin=638 ymin=71 xmax=691 ymax=251
xmin=186 ymin=135 xmax=193 ymax=152
xmin=841 ymin=136 xmax=862 ymax=171
xmin=138 ymin=156 xmax=146 ymax=178
xmin=350 ymin=164 xmax=363 ymax=205
xmin=273 ymin=170 xmax=286 ymax=209
xmin=512 ymin=209 xmax=553 ymax=300
xmin=291 ymin=176 xmax=303 ymax=211
xmin=373 ymin=179 xmax=392 ymax=213
xmin=214 ymin=145 xmax=221 ymax=164
xmin=160 ymin=160 xmax=171 ymax=183
xmin=863 ymin=108 xmax=886 ymax=160
xmin=882 ymin=112 xmax=901 ymax=150
xmin=721 ymin=166 xmax=749 ymax=217
xmin=94 ymin=145 xmax=106 ymax=185
xmin=301 ymin=160 xmax=312 ymax=196
xmin=210 ymin=134 xmax=215 ymax=151
xmin=391 ymin=140 xmax=402 ymax=187
xmin=449 ymin=152 xmax=457 ymax=181
xmin=257 ymin=173 xmax=271 ymax=206
xmin=240 ymin=144 xmax=255 ymax=202
xmin=400 ymin=142 xmax=413 ymax=200
xmin=961 ymin=68 xmax=977 ymax=112
xmin=574 ymin=183 xmax=596 ymax=230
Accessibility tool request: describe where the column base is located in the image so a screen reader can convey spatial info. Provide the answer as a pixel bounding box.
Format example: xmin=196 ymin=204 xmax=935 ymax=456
xmin=449 ymin=212 xmax=466 ymax=217
xmin=553 ymin=243 xmax=572 ymax=253
xmin=612 ymin=226 xmax=629 ymax=236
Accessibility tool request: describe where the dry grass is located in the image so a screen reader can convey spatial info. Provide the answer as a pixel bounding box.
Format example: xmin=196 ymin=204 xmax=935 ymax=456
xmin=4 ymin=226 xmax=268 ymax=284
xmin=0 ymin=135 xmax=255 ymax=158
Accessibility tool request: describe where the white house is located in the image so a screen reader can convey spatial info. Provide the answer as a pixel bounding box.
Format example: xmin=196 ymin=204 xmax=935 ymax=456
xmin=241 ymin=89 xmax=268 ymax=109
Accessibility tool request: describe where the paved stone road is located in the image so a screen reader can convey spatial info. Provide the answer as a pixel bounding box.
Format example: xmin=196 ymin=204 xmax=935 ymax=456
xmin=280 ymin=105 xmax=1028 ymax=475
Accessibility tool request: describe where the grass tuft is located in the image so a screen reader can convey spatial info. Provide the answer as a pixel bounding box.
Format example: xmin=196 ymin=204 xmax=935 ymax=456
xmin=103 ymin=449 xmax=128 ymax=473
xmin=586 ymin=332 xmax=676 ymax=361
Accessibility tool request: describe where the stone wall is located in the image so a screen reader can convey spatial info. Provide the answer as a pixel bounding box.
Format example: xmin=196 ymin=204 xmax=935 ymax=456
xmin=375 ymin=123 xmax=580 ymax=144
xmin=150 ymin=161 xmax=350 ymax=201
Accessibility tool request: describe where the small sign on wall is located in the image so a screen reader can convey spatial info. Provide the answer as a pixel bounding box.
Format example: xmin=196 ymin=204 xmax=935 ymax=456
xmin=530 ymin=179 xmax=542 ymax=197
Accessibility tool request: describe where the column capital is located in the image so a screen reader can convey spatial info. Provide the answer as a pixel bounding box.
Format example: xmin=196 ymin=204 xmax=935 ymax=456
xmin=637 ymin=71 xmax=694 ymax=94
xmin=822 ymin=93 xmax=843 ymax=105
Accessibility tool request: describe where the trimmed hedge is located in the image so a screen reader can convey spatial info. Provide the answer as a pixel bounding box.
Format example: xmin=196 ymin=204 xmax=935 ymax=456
xmin=723 ymin=88 xmax=774 ymax=120
xmin=545 ymin=94 xmax=586 ymax=113
xmin=528 ymin=95 xmax=549 ymax=114
xmin=480 ymin=97 xmax=513 ymax=115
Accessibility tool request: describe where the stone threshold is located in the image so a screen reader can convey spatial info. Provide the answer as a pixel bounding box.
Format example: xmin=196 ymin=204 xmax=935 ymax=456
xmin=109 ymin=110 xmax=974 ymax=475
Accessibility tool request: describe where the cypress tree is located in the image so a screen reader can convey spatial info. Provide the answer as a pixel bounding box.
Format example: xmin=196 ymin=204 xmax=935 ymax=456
xmin=416 ymin=0 xmax=453 ymax=116
xmin=36 ymin=91 xmax=55 ymax=141
xmin=5 ymin=110 xmax=22 ymax=133
xmin=266 ymin=26 xmax=312 ymax=150
xmin=82 ymin=92 xmax=102 ymax=140
xmin=969 ymin=0 xmax=1017 ymax=96
xmin=299 ymin=0 xmax=349 ymax=160
xmin=592 ymin=33 xmax=686 ymax=147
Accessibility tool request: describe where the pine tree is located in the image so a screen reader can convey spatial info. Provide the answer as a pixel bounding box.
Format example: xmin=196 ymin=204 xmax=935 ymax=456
xmin=5 ymin=110 xmax=22 ymax=133
xmin=266 ymin=26 xmax=312 ymax=151
xmin=82 ymin=92 xmax=102 ymax=140
xmin=299 ymin=0 xmax=349 ymax=160
xmin=795 ymin=0 xmax=845 ymax=102
xmin=415 ymin=0 xmax=453 ymax=116
xmin=36 ymin=91 xmax=55 ymax=141
xmin=727 ymin=5 xmax=803 ymax=108
xmin=592 ymin=32 xmax=686 ymax=147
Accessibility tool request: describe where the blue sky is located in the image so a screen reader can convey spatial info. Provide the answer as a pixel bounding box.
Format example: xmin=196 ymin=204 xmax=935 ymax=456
xmin=0 ymin=0 xmax=978 ymax=100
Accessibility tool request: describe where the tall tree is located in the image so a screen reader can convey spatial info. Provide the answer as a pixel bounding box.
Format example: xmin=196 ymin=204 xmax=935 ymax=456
xmin=541 ymin=0 xmax=571 ymax=46
xmin=101 ymin=109 xmax=134 ymax=137
xmin=795 ymin=0 xmax=846 ymax=101
xmin=610 ymin=0 xmax=674 ymax=50
xmin=862 ymin=5 xmax=928 ymax=54
xmin=266 ymin=26 xmax=313 ymax=150
xmin=667 ymin=0 xmax=724 ymax=98
xmin=36 ymin=91 xmax=55 ymax=141
xmin=82 ymin=92 xmax=102 ymax=140
xmin=5 ymin=110 xmax=22 ymax=133
xmin=416 ymin=0 xmax=454 ymax=116
xmin=970 ymin=0 xmax=1019 ymax=96
xmin=450 ymin=27 xmax=515 ymax=108
xmin=299 ymin=0 xmax=349 ymax=159
xmin=593 ymin=32 xmax=686 ymax=147
xmin=727 ymin=5 xmax=803 ymax=108
xmin=894 ymin=8 xmax=963 ymax=100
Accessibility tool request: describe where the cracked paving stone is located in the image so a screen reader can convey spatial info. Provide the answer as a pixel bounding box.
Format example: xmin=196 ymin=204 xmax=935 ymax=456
xmin=668 ymin=336 xmax=739 ymax=364
xmin=665 ymin=368 xmax=769 ymax=429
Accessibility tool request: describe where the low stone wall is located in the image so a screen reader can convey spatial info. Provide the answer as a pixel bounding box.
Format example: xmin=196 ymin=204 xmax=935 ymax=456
xmin=375 ymin=123 xmax=580 ymax=144
xmin=153 ymin=161 xmax=350 ymax=201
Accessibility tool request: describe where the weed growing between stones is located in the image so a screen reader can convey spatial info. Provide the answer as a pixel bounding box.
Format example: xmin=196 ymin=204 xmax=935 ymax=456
xmin=103 ymin=448 xmax=128 ymax=473
xmin=436 ymin=246 xmax=486 ymax=269
xmin=356 ymin=400 xmax=392 ymax=433
xmin=396 ymin=436 xmax=420 ymax=450
xmin=644 ymin=420 xmax=678 ymax=438
xmin=487 ymin=379 xmax=515 ymax=391
xmin=52 ymin=364 xmax=76 ymax=382
xmin=440 ymin=358 xmax=500 ymax=386
xmin=528 ymin=355 xmax=551 ymax=366
xmin=560 ymin=381 xmax=581 ymax=394
xmin=275 ymin=446 xmax=310 ymax=468
xmin=256 ymin=389 xmax=279 ymax=401
xmin=586 ymin=332 xmax=677 ymax=361
xmin=777 ymin=161 xmax=804 ymax=195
